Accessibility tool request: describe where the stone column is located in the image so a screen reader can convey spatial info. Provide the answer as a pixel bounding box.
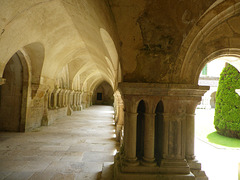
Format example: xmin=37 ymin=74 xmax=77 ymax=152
xmin=62 ymin=89 xmax=67 ymax=107
xmin=76 ymin=91 xmax=81 ymax=110
xmin=52 ymin=88 xmax=60 ymax=109
xmin=116 ymin=102 xmax=124 ymax=142
xmin=160 ymin=97 xmax=190 ymax=174
xmin=73 ymin=92 xmax=78 ymax=111
xmin=89 ymin=92 xmax=93 ymax=106
xmin=82 ymin=92 xmax=86 ymax=108
xmin=185 ymin=100 xmax=199 ymax=161
xmin=80 ymin=91 xmax=83 ymax=110
xmin=124 ymin=111 xmax=139 ymax=165
xmin=67 ymin=90 xmax=74 ymax=115
xmin=185 ymin=99 xmax=208 ymax=179
xmin=58 ymin=89 xmax=64 ymax=108
xmin=142 ymin=112 xmax=156 ymax=166
xmin=48 ymin=91 xmax=53 ymax=109
xmin=123 ymin=96 xmax=139 ymax=166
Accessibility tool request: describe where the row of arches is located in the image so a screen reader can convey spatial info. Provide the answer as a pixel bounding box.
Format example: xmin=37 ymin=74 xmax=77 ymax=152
xmin=47 ymin=88 xmax=92 ymax=110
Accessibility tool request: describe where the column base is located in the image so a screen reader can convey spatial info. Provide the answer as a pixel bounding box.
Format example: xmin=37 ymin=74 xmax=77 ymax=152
xmin=116 ymin=154 xmax=191 ymax=175
xmin=160 ymin=159 xmax=190 ymax=174
xmin=142 ymin=157 xmax=157 ymax=166
xmin=114 ymin=158 xmax=195 ymax=180
xmin=67 ymin=105 xmax=73 ymax=116
xmin=123 ymin=158 xmax=139 ymax=166
xmin=187 ymin=159 xmax=208 ymax=180
xmin=72 ymin=105 xmax=77 ymax=111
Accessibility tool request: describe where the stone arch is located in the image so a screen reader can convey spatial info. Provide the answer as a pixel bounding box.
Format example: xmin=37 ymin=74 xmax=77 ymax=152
xmin=194 ymin=50 xmax=240 ymax=84
xmin=92 ymin=81 xmax=114 ymax=105
xmin=100 ymin=28 xmax=119 ymax=71
xmin=0 ymin=51 xmax=29 ymax=132
xmin=155 ymin=101 xmax=164 ymax=163
xmin=136 ymin=100 xmax=146 ymax=160
xmin=179 ymin=1 xmax=240 ymax=84
xmin=20 ymin=42 xmax=45 ymax=98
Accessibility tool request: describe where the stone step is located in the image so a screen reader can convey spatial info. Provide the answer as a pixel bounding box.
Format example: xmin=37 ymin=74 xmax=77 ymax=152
xmin=192 ymin=170 xmax=208 ymax=180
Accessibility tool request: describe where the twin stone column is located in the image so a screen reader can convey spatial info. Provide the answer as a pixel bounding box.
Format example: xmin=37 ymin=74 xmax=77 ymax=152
xmin=116 ymin=83 xmax=209 ymax=178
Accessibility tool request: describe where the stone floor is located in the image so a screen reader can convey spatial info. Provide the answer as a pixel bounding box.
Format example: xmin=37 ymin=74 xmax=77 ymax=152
xmin=0 ymin=105 xmax=118 ymax=180
xmin=1 ymin=106 xmax=239 ymax=180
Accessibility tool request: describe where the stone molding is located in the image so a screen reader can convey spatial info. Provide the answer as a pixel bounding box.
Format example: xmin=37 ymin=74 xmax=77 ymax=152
xmin=119 ymin=82 xmax=209 ymax=97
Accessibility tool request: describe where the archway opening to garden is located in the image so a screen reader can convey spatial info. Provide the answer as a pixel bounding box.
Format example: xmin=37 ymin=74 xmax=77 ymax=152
xmin=195 ymin=56 xmax=240 ymax=180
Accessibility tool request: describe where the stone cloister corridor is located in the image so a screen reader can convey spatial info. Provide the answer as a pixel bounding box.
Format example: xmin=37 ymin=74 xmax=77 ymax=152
xmin=2 ymin=0 xmax=240 ymax=179
xmin=0 ymin=105 xmax=118 ymax=180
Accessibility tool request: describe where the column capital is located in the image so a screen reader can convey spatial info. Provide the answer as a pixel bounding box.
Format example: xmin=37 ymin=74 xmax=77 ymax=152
xmin=144 ymin=112 xmax=156 ymax=117
xmin=0 ymin=78 xmax=6 ymax=85
xmin=123 ymin=96 xmax=140 ymax=113
xmin=125 ymin=112 xmax=138 ymax=119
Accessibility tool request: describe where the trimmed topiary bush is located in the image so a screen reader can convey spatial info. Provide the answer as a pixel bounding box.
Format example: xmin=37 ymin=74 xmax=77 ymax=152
xmin=214 ymin=63 xmax=240 ymax=139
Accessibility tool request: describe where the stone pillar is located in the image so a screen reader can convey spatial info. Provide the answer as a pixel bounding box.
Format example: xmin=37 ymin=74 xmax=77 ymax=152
xmin=52 ymin=88 xmax=60 ymax=109
xmin=76 ymin=91 xmax=81 ymax=110
xmin=48 ymin=90 xmax=53 ymax=109
xmin=142 ymin=112 xmax=156 ymax=166
xmin=124 ymin=112 xmax=138 ymax=165
xmin=80 ymin=91 xmax=83 ymax=110
xmin=185 ymin=100 xmax=200 ymax=161
xmin=72 ymin=91 xmax=77 ymax=111
xmin=186 ymin=99 xmax=208 ymax=179
xmin=58 ymin=89 xmax=64 ymax=108
xmin=160 ymin=97 xmax=190 ymax=174
xmin=123 ymin=96 xmax=139 ymax=166
xmin=82 ymin=91 xmax=86 ymax=108
xmin=114 ymin=83 xmax=209 ymax=180
xmin=62 ymin=89 xmax=67 ymax=107
xmin=89 ymin=92 xmax=93 ymax=106
xmin=116 ymin=102 xmax=124 ymax=142
xmin=67 ymin=90 xmax=74 ymax=116
xmin=65 ymin=90 xmax=70 ymax=106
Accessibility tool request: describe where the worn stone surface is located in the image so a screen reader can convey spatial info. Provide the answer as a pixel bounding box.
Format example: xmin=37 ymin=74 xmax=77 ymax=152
xmin=0 ymin=105 xmax=118 ymax=180
xmin=1 ymin=1 xmax=240 ymax=180
xmin=110 ymin=0 xmax=215 ymax=83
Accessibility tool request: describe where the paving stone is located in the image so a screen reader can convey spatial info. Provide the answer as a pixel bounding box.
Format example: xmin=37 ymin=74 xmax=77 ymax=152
xmin=4 ymin=171 xmax=34 ymax=180
xmin=0 ymin=106 xmax=118 ymax=180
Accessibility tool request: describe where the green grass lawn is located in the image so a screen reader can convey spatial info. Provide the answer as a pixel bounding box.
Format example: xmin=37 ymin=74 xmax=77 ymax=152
xmin=195 ymin=109 xmax=240 ymax=148
xmin=207 ymin=131 xmax=240 ymax=148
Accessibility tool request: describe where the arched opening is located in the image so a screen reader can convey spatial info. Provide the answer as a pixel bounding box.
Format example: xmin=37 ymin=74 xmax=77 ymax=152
xmin=0 ymin=51 xmax=29 ymax=132
xmin=50 ymin=93 xmax=54 ymax=108
xmin=57 ymin=92 xmax=60 ymax=108
xmin=155 ymin=101 xmax=164 ymax=164
xmin=136 ymin=100 xmax=145 ymax=160
xmin=196 ymin=56 xmax=240 ymax=180
xmin=92 ymin=81 xmax=114 ymax=105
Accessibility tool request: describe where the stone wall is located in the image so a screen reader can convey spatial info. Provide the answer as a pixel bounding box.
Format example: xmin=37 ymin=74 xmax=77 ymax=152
xmin=92 ymin=81 xmax=114 ymax=105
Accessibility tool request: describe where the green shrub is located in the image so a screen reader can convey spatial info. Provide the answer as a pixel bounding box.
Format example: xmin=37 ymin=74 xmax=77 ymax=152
xmin=214 ymin=63 xmax=240 ymax=139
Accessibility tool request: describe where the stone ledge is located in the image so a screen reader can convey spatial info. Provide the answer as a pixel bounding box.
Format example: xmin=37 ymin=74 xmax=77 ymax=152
xmin=118 ymin=82 xmax=209 ymax=97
